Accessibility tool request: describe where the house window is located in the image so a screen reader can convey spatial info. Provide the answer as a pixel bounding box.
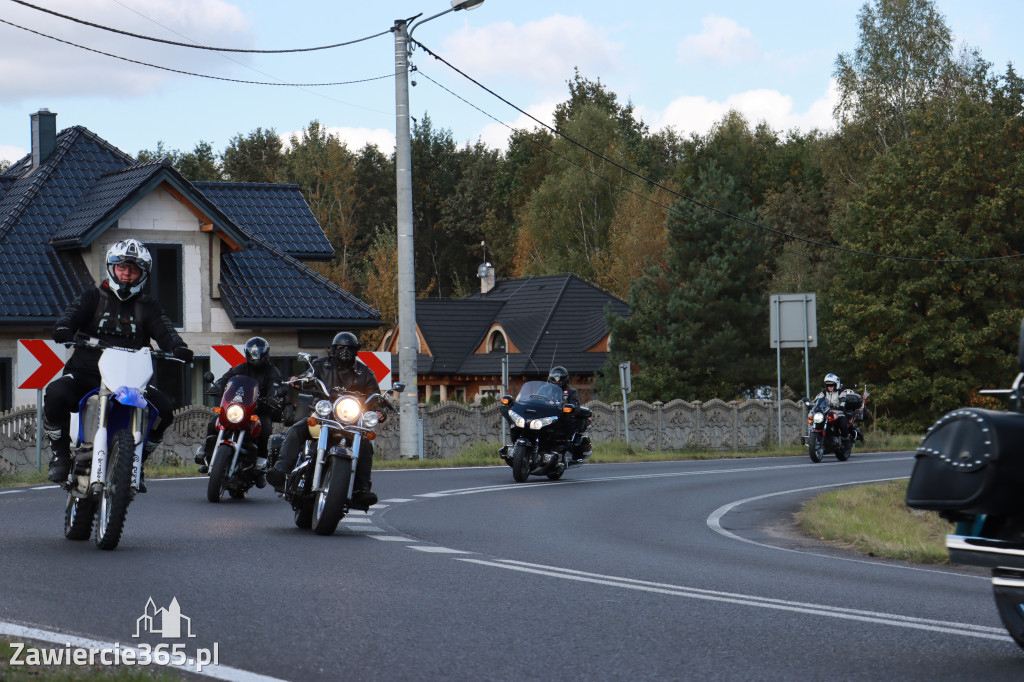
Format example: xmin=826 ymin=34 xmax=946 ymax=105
xmin=488 ymin=330 xmax=506 ymax=353
xmin=144 ymin=244 xmax=183 ymax=327
xmin=0 ymin=357 xmax=11 ymax=412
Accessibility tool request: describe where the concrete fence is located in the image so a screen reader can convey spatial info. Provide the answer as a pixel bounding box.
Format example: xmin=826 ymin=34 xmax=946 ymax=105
xmin=0 ymin=398 xmax=808 ymax=472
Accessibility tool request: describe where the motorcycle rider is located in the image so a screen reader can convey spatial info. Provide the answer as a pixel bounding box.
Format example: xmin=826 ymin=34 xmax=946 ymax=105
xmin=265 ymin=331 xmax=385 ymax=508
xmin=44 ymin=239 xmax=194 ymax=488
xmin=548 ymin=366 xmax=590 ymax=461
xmin=196 ymin=336 xmax=283 ymax=487
xmin=809 ymin=373 xmax=851 ymax=440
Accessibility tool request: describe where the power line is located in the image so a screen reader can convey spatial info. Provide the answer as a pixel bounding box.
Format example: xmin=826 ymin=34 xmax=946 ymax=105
xmin=7 ymin=0 xmax=389 ymax=53
xmin=411 ymin=37 xmax=1024 ymax=266
xmin=0 ymin=18 xmax=393 ymax=87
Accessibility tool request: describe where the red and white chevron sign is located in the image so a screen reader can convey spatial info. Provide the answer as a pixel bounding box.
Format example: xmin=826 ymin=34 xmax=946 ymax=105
xmin=358 ymin=351 xmax=392 ymax=391
xmin=210 ymin=346 xmax=391 ymax=390
xmin=210 ymin=344 xmax=246 ymax=380
xmin=17 ymin=339 xmax=69 ymax=390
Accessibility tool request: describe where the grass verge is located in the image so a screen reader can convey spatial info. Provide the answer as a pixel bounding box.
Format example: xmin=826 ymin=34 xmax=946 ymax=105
xmin=795 ymin=479 xmax=953 ymax=563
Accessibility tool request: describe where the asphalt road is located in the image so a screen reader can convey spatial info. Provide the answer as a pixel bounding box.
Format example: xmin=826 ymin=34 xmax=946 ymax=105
xmin=1 ymin=451 xmax=1022 ymax=681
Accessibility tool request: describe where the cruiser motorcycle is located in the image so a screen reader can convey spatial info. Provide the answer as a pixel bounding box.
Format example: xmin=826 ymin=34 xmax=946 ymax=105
xmin=906 ymin=317 xmax=1024 ymax=649
xmin=273 ymin=353 xmax=402 ymax=535
xmin=801 ymin=391 xmax=863 ymax=463
xmin=62 ymin=336 xmax=185 ymax=550
xmin=498 ymin=380 xmax=592 ymax=482
xmin=197 ymin=371 xmax=286 ymax=503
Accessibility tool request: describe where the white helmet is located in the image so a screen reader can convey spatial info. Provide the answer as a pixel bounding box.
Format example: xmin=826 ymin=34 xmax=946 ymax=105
xmin=105 ymin=239 xmax=152 ymax=301
xmin=824 ymin=373 xmax=841 ymax=390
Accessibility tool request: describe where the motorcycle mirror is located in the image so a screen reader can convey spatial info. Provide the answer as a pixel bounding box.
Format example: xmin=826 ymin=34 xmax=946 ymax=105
xmin=1018 ymin=316 xmax=1024 ymax=372
xmin=202 ymin=371 xmax=215 ymax=384
xmin=297 ymin=352 xmax=312 ymax=363
xmin=392 ymin=382 xmax=406 ymax=393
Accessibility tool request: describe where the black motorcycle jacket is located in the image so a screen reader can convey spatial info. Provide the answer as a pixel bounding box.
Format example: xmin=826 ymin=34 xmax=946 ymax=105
xmin=213 ymin=362 xmax=283 ymax=399
xmin=214 ymin=362 xmax=283 ymax=417
xmin=52 ymin=282 xmax=188 ymax=378
xmin=302 ymin=356 xmax=382 ymax=404
xmin=559 ymin=385 xmax=580 ymax=409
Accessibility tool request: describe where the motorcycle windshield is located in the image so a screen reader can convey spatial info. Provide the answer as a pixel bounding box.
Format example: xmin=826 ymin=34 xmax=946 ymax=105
xmin=812 ymin=396 xmax=830 ymax=412
xmin=221 ymin=375 xmax=260 ymax=410
xmin=514 ymin=381 xmax=563 ymax=406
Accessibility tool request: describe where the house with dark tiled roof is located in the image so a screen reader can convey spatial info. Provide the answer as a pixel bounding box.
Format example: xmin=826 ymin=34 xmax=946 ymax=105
xmin=376 ymin=265 xmax=629 ymax=403
xmin=0 ymin=109 xmax=380 ymax=411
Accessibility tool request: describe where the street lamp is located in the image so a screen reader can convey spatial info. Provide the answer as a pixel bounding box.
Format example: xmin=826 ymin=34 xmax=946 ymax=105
xmin=394 ymin=0 xmax=484 ymax=459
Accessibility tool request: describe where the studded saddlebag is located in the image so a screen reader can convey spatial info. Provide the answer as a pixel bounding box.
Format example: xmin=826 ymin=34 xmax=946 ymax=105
xmin=905 ymin=408 xmax=1024 ymax=515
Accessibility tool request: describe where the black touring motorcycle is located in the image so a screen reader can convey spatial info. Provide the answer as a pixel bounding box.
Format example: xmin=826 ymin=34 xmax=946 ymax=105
xmin=906 ymin=316 xmax=1024 ymax=649
xmin=498 ymin=380 xmax=592 ymax=482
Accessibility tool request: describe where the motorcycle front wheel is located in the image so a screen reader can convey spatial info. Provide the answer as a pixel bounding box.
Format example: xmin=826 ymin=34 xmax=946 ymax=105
xmin=512 ymin=443 xmax=532 ymax=483
xmin=993 ymin=573 xmax=1024 ymax=650
xmin=313 ymin=458 xmax=351 ymax=536
xmin=207 ymin=444 xmax=233 ymax=503
xmin=64 ymin=494 xmax=95 ymax=541
xmin=807 ymin=432 xmax=824 ymax=463
xmin=93 ymin=429 xmax=135 ymax=550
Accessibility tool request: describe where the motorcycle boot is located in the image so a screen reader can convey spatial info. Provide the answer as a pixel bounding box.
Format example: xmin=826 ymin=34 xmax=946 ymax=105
xmin=350 ymin=450 xmax=377 ymax=510
xmin=45 ymin=421 xmax=71 ymax=483
xmin=138 ymin=440 xmax=160 ymax=493
xmin=266 ymin=427 xmax=303 ymax=491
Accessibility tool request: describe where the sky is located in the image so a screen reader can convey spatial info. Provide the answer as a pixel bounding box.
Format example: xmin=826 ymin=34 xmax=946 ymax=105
xmin=1 ymin=0 xmax=1022 ymax=165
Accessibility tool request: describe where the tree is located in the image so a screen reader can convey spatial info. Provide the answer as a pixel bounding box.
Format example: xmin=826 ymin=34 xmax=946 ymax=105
xmin=600 ymin=164 xmax=770 ymax=401
xmin=221 ymin=127 xmax=285 ymax=182
xmin=515 ymin=103 xmax=637 ymax=280
xmin=137 ymin=140 xmax=222 ymax=180
xmin=834 ymin=0 xmax=955 ymax=155
xmin=827 ymin=67 xmax=1024 ymax=428
xmin=595 ymin=177 xmax=671 ymax=300
xmin=359 ymin=227 xmax=399 ymax=350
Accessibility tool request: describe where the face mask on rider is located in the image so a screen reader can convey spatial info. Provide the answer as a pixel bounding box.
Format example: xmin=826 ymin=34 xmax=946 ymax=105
xmin=333 ymin=346 xmax=356 ymax=369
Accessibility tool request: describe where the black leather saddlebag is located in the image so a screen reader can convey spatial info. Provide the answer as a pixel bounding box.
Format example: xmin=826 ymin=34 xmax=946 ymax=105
xmin=906 ymin=408 xmax=1024 ymax=514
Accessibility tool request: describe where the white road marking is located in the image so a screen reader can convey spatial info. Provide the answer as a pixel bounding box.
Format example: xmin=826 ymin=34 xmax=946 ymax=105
xmin=409 ymin=546 xmax=472 ymax=554
xmin=368 ymin=536 xmax=414 ymax=542
xmin=704 ymin=477 xmax=985 ymax=577
xmin=456 ymin=558 xmax=1009 ymax=641
xmin=0 ymin=621 xmax=288 ymax=681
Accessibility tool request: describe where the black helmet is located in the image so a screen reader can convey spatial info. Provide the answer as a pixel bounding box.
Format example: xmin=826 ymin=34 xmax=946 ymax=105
xmin=244 ymin=336 xmax=270 ymax=368
xmin=330 ymin=331 xmax=360 ymax=368
xmin=548 ymin=366 xmax=569 ymax=389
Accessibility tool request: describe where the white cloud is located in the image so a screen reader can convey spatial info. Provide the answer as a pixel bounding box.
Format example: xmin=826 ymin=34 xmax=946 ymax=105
xmin=0 ymin=144 xmax=26 ymax=165
xmin=654 ymin=79 xmax=838 ymax=138
xmin=678 ymin=15 xmax=759 ymax=65
xmin=0 ymin=0 xmax=252 ymax=100
xmin=477 ymin=98 xmax=559 ymax=150
xmin=441 ymin=15 xmax=623 ymax=85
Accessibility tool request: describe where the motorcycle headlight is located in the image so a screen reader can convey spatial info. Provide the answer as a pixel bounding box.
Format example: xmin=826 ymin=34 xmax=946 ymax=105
xmin=813 ymin=412 xmax=825 ymax=424
xmin=225 ymin=404 xmax=246 ymax=424
xmin=530 ymin=415 xmax=558 ymax=430
xmin=315 ymin=400 xmax=333 ymax=418
xmin=335 ymin=397 xmax=362 ymax=424
xmin=508 ymin=409 xmax=525 ymax=428
xmin=363 ymin=411 xmax=380 ymax=429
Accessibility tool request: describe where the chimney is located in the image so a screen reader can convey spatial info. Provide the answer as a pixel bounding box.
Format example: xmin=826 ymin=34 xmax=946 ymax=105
xmin=31 ymin=109 xmax=57 ymax=169
xmin=477 ymin=262 xmax=495 ymax=294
